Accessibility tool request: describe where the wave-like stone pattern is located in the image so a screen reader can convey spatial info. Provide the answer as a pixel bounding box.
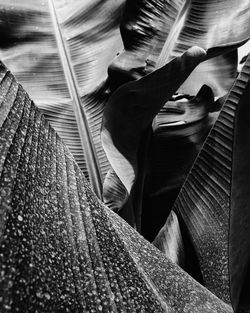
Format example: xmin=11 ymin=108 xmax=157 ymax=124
xmin=0 ymin=61 xmax=233 ymax=312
